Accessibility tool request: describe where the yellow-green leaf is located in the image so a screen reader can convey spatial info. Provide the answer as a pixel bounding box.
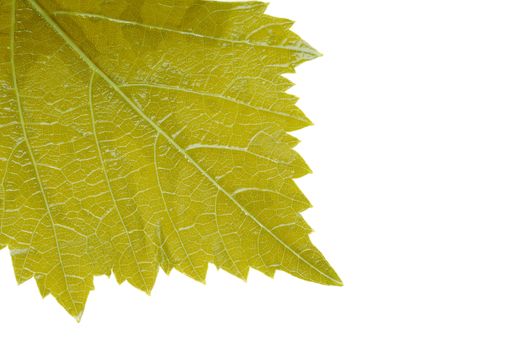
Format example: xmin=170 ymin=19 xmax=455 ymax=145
xmin=0 ymin=0 xmax=341 ymax=320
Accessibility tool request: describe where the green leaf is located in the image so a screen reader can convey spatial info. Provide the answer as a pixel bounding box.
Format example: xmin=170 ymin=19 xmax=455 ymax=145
xmin=0 ymin=0 xmax=341 ymax=320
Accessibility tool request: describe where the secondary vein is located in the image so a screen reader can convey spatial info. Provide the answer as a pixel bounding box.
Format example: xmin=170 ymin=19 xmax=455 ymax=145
xmin=11 ymin=0 xmax=79 ymax=313
xmin=52 ymin=10 xmax=320 ymax=56
xmin=88 ymin=72 xmax=150 ymax=292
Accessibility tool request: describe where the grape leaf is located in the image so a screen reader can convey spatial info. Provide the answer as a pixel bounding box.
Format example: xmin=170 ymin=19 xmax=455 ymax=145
xmin=0 ymin=0 xmax=341 ymax=320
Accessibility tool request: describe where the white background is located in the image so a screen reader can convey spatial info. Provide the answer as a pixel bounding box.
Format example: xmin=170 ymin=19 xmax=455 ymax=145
xmin=2 ymin=0 xmax=527 ymax=349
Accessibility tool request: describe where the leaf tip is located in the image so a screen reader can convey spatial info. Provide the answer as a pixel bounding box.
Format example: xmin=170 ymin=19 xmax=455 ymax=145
xmin=322 ymin=270 xmax=343 ymax=287
xmin=332 ymin=276 xmax=344 ymax=287
xmin=74 ymin=310 xmax=84 ymax=323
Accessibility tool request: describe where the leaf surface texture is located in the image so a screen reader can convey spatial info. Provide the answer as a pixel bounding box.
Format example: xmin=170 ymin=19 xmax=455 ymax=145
xmin=0 ymin=0 xmax=341 ymax=319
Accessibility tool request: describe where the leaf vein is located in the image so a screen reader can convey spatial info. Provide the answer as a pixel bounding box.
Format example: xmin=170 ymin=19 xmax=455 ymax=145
xmin=120 ymin=82 xmax=307 ymax=122
xmin=11 ymin=0 xmax=80 ymax=313
xmin=52 ymin=10 xmax=319 ymax=56
xmin=88 ymin=72 xmax=150 ymax=292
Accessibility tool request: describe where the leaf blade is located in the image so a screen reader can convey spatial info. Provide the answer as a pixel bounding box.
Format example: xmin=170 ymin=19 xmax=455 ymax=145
xmin=0 ymin=0 xmax=341 ymax=319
